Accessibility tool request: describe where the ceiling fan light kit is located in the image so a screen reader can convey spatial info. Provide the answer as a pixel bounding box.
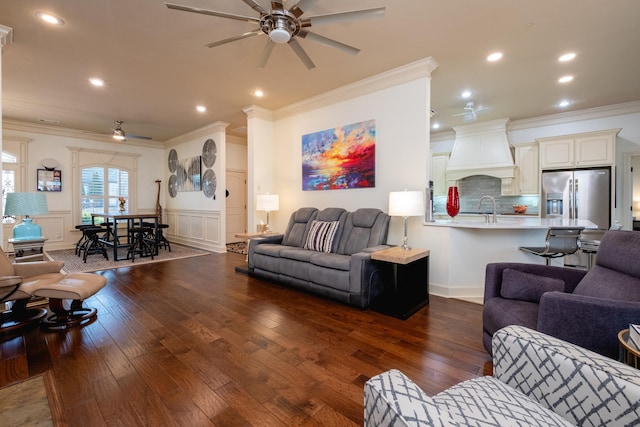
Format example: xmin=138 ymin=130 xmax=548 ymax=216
xmin=166 ymin=0 xmax=385 ymax=70
xmin=113 ymin=120 xmax=126 ymax=141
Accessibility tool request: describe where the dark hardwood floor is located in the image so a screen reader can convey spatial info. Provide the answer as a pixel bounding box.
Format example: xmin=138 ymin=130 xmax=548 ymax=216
xmin=0 ymin=251 xmax=492 ymax=426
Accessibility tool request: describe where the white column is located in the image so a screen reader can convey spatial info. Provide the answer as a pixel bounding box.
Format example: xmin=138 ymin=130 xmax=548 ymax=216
xmin=0 ymin=25 xmax=14 ymax=247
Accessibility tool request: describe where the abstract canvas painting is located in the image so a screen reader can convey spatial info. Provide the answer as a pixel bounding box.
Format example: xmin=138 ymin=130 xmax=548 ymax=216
xmin=302 ymin=119 xmax=376 ymax=191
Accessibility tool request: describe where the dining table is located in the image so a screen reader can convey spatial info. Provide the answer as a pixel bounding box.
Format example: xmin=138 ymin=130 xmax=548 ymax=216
xmin=90 ymin=212 xmax=159 ymax=261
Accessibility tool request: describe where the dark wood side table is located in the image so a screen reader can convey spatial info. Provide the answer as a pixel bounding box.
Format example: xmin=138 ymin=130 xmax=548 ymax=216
xmin=633 ymin=220 xmax=640 ymax=231
xmin=370 ymin=246 xmax=430 ymax=320
xmin=8 ymin=237 xmax=48 ymax=263
xmin=618 ymin=329 xmax=640 ymax=368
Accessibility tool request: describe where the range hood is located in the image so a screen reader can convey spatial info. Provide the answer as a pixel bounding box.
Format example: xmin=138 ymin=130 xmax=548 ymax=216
xmin=445 ymin=118 xmax=515 ymax=189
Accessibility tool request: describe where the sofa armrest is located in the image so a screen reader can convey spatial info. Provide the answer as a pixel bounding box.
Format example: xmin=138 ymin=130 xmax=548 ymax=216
xmin=349 ymin=247 xmax=393 ymax=307
xmin=484 ymin=262 xmax=586 ymax=301
xmin=247 ymin=234 xmax=284 ymax=266
xmin=493 ymin=325 xmax=640 ymax=426
xmin=359 ymin=244 xmax=392 ymax=254
xmin=537 ymin=292 xmax=640 ymax=359
xmin=364 ymin=369 xmax=455 ymax=427
xmin=13 ymin=261 xmax=64 ymax=278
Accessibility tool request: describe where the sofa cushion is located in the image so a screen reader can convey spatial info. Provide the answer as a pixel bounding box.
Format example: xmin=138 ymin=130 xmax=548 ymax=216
xmin=572 ymin=265 xmax=640 ymax=301
xmin=309 ymin=252 xmax=350 ymax=271
xmin=483 ymin=297 xmax=539 ymax=334
xmin=281 ymin=207 xmax=318 ymax=247
xmin=303 ymin=220 xmax=339 ymax=253
xmin=501 ymin=268 xmax=565 ymax=303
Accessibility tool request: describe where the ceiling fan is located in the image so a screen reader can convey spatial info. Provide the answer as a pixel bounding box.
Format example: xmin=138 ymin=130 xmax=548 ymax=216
xmin=452 ymin=102 xmax=488 ymax=122
xmin=112 ymin=121 xmax=152 ymax=141
xmin=165 ymin=0 xmax=385 ymax=70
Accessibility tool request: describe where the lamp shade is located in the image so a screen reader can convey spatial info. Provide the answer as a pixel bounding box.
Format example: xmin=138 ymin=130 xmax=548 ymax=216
xmin=389 ymin=190 xmax=424 ymax=217
xmin=4 ymin=192 xmax=49 ymax=240
xmin=256 ymin=194 xmax=279 ymax=212
xmin=4 ymin=192 xmax=48 ymax=216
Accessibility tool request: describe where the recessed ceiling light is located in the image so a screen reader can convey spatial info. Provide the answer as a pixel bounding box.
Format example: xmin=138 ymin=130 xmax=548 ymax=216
xmin=35 ymin=11 xmax=65 ymax=25
xmin=487 ymin=52 xmax=503 ymax=62
xmin=89 ymin=77 xmax=104 ymax=87
xmin=559 ymin=52 xmax=576 ymax=62
xmin=558 ymin=100 xmax=571 ymax=108
xmin=432 ymin=123 xmax=440 ymax=130
xmin=253 ymin=89 xmax=264 ymax=97
xmin=558 ymin=75 xmax=574 ymax=83
xmin=461 ymin=90 xmax=472 ymax=99
xmin=196 ymin=105 xmax=207 ymax=113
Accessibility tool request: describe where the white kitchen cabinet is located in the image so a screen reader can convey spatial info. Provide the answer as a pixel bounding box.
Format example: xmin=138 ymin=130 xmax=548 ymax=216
xmin=431 ymin=152 xmax=449 ymax=196
xmin=537 ymin=129 xmax=619 ymax=169
xmin=513 ymin=143 xmax=539 ymax=195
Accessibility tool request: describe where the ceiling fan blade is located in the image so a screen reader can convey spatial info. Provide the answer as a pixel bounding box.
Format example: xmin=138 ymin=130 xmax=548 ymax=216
xmin=257 ymin=40 xmax=275 ymax=68
xmin=240 ymin=0 xmax=268 ymax=16
xmin=126 ymin=134 xmax=153 ymax=140
xmin=206 ymin=29 xmax=262 ymax=48
xmin=165 ymin=3 xmax=259 ymax=23
xmin=298 ymin=30 xmax=360 ymax=55
xmin=271 ymin=1 xmax=285 ymax=11
xmin=305 ymin=7 xmax=385 ymax=26
xmin=288 ymin=38 xmax=316 ymax=70
xmin=289 ymin=0 xmax=319 ymax=18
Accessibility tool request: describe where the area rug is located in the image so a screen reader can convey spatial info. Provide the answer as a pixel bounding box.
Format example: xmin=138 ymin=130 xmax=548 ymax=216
xmin=226 ymin=241 xmax=247 ymax=255
xmin=0 ymin=371 xmax=64 ymax=426
xmin=46 ymin=244 xmax=210 ymax=274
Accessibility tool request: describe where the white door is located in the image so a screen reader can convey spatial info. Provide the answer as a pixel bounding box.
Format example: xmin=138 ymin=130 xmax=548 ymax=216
xmin=225 ymin=170 xmax=247 ymax=243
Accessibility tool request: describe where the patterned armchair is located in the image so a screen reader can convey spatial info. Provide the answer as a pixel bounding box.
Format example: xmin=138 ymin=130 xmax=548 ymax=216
xmin=364 ymin=325 xmax=640 ymax=426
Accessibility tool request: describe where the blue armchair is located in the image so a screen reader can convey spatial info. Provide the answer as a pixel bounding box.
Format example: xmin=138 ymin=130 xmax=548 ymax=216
xmin=483 ymin=230 xmax=640 ymax=359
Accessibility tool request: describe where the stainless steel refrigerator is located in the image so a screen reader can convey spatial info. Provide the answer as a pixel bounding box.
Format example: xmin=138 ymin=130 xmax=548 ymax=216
xmin=541 ymin=167 xmax=611 ymax=268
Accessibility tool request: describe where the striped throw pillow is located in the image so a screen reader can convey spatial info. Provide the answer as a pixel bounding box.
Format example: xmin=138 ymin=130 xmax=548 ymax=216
xmin=304 ymin=220 xmax=339 ymax=253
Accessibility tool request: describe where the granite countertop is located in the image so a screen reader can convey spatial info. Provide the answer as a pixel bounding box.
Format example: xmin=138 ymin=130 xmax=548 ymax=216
xmin=426 ymin=214 xmax=596 ymax=230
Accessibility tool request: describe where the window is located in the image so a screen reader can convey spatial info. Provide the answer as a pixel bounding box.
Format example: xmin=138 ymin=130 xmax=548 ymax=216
xmin=81 ymin=166 xmax=129 ymax=224
xmin=2 ymin=151 xmax=17 ymax=224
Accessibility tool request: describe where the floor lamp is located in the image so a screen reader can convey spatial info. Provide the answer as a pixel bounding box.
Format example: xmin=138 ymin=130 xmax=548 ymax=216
xmin=389 ymin=190 xmax=424 ymax=251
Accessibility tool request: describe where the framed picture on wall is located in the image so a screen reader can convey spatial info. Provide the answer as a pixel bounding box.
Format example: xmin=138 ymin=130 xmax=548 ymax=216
xmin=37 ymin=169 xmax=62 ymax=192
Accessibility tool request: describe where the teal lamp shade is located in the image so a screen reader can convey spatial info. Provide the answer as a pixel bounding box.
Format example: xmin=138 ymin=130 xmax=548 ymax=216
xmin=4 ymin=192 xmax=49 ymax=240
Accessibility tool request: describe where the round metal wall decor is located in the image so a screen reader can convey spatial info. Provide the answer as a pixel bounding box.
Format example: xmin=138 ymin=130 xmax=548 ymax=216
xmin=202 ymin=138 xmax=217 ymax=168
xmin=202 ymin=168 xmax=217 ymax=199
xmin=168 ymin=149 xmax=178 ymax=173
xmin=168 ymin=174 xmax=178 ymax=198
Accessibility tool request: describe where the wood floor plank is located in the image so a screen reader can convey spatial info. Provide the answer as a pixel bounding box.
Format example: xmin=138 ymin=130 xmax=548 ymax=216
xmin=0 ymin=251 xmax=492 ymax=425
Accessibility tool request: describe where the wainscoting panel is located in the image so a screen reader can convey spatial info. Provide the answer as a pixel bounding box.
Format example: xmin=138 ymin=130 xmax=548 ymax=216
xmin=165 ymin=209 xmax=224 ymax=253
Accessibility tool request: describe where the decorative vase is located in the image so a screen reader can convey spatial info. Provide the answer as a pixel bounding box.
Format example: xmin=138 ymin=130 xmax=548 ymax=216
xmin=446 ymin=186 xmax=460 ymax=218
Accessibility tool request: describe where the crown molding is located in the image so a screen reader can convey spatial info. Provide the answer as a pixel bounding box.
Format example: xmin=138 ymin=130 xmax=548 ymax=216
xmin=508 ymin=100 xmax=640 ymax=131
xmin=0 ymin=25 xmax=13 ymax=47
xmin=165 ymin=121 xmax=229 ymax=147
xmin=3 ymin=119 xmax=162 ymax=149
xmin=274 ymin=57 xmax=439 ymax=120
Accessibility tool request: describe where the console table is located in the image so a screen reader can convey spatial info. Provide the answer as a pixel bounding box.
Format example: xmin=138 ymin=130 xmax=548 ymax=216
xmin=8 ymin=237 xmax=48 ymax=262
xmin=370 ymin=246 xmax=430 ymax=319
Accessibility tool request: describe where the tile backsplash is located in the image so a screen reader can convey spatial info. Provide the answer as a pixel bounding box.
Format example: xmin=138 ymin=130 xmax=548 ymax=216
xmin=433 ymin=175 xmax=540 ymax=215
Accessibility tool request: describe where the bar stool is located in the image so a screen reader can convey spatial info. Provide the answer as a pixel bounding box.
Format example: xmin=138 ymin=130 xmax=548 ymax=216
xmin=519 ymin=226 xmax=584 ymax=265
xmin=143 ymin=222 xmax=171 ymax=252
xmin=74 ymin=224 xmax=93 ymax=256
xmin=127 ymin=226 xmax=155 ymax=262
xmin=78 ymin=226 xmax=109 ymax=263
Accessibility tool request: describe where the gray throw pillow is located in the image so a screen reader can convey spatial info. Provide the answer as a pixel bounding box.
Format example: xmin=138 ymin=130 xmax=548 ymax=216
xmin=500 ymin=268 xmax=565 ymax=303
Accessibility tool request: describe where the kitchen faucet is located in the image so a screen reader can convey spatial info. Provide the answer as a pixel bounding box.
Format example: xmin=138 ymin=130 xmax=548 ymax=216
xmin=478 ymin=195 xmax=497 ymax=223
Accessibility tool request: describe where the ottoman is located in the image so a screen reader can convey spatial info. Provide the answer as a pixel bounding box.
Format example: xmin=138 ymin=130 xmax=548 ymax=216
xmin=21 ymin=272 xmax=107 ymax=330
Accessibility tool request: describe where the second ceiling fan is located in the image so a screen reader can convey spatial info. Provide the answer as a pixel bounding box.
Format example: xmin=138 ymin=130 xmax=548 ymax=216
xmin=166 ymin=0 xmax=385 ymax=69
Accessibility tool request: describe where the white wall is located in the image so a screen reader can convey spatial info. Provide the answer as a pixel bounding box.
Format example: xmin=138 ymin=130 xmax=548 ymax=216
xmin=2 ymin=121 xmax=164 ymax=250
xmin=164 ymin=121 xmax=228 ymax=252
xmin=246 ymin=58 xmax=437 ymax=248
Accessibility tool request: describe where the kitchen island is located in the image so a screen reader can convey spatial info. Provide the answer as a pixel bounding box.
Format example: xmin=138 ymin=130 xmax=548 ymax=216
xmin=422 ymin=214 xmax=595 ymax=303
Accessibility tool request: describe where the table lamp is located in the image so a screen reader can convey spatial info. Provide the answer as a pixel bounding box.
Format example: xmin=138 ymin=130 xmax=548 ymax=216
xmin=4 ymin=192 xmax=49 ymax=240
xmin=389 ymin=190 xmax=424 ymax=251
xmin=256 ymin=194 xmax=279 ymax=233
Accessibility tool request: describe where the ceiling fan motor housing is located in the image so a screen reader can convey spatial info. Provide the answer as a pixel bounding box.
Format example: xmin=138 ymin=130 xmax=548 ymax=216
xmin=260 ymin=10 xmax=300 ymax=43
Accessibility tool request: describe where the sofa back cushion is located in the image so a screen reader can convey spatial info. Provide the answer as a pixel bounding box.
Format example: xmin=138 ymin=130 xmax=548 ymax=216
xmin=336 ymin=208 xmax=389 ymax=255
xmin=281 ymin=207 xmax=318 ymax=247
xmin=573 ymin=230 xmax=640 ymax=300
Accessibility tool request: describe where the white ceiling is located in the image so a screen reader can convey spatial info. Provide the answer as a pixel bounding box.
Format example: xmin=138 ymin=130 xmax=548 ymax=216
xmin=1 ymin=0 xmax=639 ymax=145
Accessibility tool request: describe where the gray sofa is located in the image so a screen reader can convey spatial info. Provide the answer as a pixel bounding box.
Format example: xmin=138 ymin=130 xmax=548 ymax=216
xmin=247 ymin=207 xmax=391 ymax=308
